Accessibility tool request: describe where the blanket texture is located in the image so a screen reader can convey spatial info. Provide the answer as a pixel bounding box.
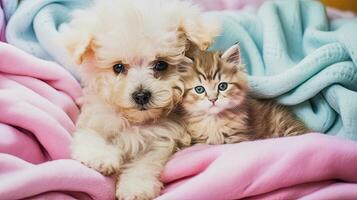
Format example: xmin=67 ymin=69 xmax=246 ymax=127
xmin=4 ymin=0 xmax=89 ymax=75
xmin=0 ymin=42 xmax=115 ymax=199
xmin=1 ymin=0 xmax=18 ymax=22
xmin=0 ymin=2 xmax=4 ymax=41
xmin=207 ymin=0 xmax=357 ymax=140
xmin=158 ymin=133 xmax=357 ymax=200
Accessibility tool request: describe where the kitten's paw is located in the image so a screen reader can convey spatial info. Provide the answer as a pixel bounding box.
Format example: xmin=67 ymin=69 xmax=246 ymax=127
xmin=116 ymin=175 xmax=162 ymax=200
xmin=71 ymin=140 xmax=121 ymax=175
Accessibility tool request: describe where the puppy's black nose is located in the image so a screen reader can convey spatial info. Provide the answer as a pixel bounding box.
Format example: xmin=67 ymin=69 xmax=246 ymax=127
xmin=132 ymin=90 xmax=151 ymax=105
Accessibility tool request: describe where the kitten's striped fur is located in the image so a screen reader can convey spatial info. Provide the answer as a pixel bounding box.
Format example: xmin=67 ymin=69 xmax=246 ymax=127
xmin=180 ymin=45 xmax=308 ymax=145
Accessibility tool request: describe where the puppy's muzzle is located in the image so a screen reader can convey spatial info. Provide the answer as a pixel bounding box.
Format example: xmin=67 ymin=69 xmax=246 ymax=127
xmin=132 ymin=90 xmax=151 ymax=105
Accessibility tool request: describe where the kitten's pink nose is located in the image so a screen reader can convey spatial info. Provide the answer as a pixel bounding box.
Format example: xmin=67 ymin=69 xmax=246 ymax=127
xmin=209 ymin=97 xmax=218 ymax=104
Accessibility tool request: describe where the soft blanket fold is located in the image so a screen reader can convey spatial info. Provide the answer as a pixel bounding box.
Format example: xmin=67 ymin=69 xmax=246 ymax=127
xmin=158 ymin=133 xmax=357 ymax=200
xmin=4 ymin=0 xmax=90 ymax=75
xmin=0 ymin=2 xmax=5 ymax=41
xmin=0 ymin=42 xmax=115 ymax=199
xmin=1 ymin=0 xmax=18 ymax=22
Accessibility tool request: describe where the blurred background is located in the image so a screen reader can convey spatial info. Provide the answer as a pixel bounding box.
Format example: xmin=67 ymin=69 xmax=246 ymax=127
xmin=321 ymin=0 xmax=357 ymax=13
xmin=193 ymin=0 xmax=357 ymax=14
xmin=193 ymin=0 xmax=356 ymax=18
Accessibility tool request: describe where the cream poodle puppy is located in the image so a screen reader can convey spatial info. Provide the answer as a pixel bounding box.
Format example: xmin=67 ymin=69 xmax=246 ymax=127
xmin=60 ymin=0 xmax=218 ymax=199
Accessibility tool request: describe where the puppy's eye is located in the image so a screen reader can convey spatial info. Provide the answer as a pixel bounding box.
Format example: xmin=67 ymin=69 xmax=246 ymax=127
xmin=154 ymin=61 xmax=168 ymax=71
xmin=194 ymin=86 xmax=205 ymax=94
xmin=218 ymin=82 xmax=228 ymax=91
xmin=113 ymin=63 xmax=125 ymax=74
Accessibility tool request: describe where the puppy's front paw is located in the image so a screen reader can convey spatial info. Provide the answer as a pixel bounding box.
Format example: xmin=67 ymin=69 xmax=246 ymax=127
xmin=72 ymin=137 xmax=121 ymax=175
xmin=72 ymin=146 xmax=121 ymax=175
xmin=116 ymin=175 xmax=162 ymax=200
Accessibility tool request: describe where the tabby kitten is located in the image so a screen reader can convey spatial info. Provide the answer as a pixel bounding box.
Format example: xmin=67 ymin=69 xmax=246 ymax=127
xmin=180 ymin=44 xmax=308 ymax=145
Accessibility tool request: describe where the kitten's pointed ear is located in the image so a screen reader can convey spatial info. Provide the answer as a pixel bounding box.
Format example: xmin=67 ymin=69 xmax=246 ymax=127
xmin=221 ymin=44 xmax=241 ymax=65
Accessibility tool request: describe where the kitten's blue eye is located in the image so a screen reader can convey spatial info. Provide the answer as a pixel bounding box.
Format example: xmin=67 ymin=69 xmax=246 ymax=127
xmin=218 ymin=82 xmax=228 ymax=91
xmin=194 ymin=86 xmax=205 ymax=94
xmin=113 ymin=63 xmax=125 ymax=74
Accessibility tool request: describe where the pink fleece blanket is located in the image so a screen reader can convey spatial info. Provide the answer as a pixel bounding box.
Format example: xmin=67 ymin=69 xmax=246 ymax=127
xmin=0 ymin=42 xmax=115 ymax=199
xmin=158 ymin=133 xmax=357 ymax=200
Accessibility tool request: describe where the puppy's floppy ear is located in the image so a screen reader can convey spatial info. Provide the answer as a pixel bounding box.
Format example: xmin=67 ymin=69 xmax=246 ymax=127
xmin=177 ymin=43 xmax=200 ymax=74
xmin=184 ymin=43 xmax=200 ymax=61
xmin=179 ymin=11 xmax=220 ymax=51
xmin=60 ymin=8 xmax=97 ymax=65
xmin=68 ymin=33 xmax=93 ymax=65
xmin=221 ymin=43 xmax=241 ymax=66
xmin=177 ymin=56 xmax=194 ymax=73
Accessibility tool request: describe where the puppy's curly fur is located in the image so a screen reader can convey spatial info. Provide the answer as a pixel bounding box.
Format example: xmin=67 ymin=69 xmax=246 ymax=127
xmin=60 ymin=0 xmax=218 ymax=199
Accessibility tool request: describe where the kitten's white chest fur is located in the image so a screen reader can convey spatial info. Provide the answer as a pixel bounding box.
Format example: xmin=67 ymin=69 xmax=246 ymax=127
xmin=186 ymin=111 xmax=250 ymax=145
xmin=187 ymin=114 xmax=225 ymax=144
